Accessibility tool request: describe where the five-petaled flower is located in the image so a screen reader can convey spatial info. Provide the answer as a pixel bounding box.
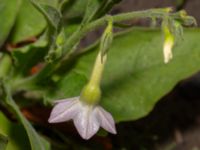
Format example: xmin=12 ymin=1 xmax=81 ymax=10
xmin=48 ymin=28 xmax=116 ymax=140
xmin=48 ymin=97 xmax=116 ymax=139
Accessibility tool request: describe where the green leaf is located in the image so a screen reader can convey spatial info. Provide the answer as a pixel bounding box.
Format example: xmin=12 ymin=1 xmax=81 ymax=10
xmin=0 ymin=112 xmax=30 ymax=150
xmin=46 ymin=28 xmax=200 ymax=122
xmin=30 ymin=0 xmax=61 ymax=29
xmin=62 ymin=0 xmax=88 ymax=19
xmin=82 ymin=0 xmax=100 ymax=24
xmin=0 ymin=54 xmax=12 ymax=79
xmin=93 ymin=0 xmax=123 ymax=19
xmin=0 ymin=133 xmax=8 ymax=150
xmin=12 ymin=32 xmax=48 ymax=77
xmin=0 ymin=0 xmax=21 ymax=47
xmin=45 ymin=71 xmax=87 ymax=101
xmin=37 ymin=0 xmax=58 ymax=7
xmin=10 ymin=0 xmax=47 ymax=43
xmin=2 ymin=84 xmax=48 ymax=150
xmin=29 ymin=0 xmax=63 ymax=62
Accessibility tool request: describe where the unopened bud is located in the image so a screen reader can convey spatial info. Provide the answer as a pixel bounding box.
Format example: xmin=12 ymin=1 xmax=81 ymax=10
xmin=163 ymin=27 xmax=174 ymax=63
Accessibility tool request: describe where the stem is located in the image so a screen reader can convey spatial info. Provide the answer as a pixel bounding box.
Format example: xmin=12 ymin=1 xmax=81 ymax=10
xmin=62 ymin=8 xmax=173 ymax=55
xmin=88 ymin=52 xmax=107 ymax=86
xmin=12 ymin=8 xmax=187 ymax=91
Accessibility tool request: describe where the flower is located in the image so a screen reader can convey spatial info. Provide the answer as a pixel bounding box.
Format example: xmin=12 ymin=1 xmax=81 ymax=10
xmin=163 ymin=35 xmax=174 ymax=64
xmin=49 ymin=37 xmax=116 ymax=139
xmin=162 ymin=25 xmax=175 ymax=64
xmin=48 ymin=97 xmax=116 ymax=140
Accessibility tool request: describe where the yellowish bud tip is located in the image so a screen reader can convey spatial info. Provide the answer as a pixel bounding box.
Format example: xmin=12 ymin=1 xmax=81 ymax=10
xmin=179 ymin=10 xmax=187 ymax=18
xmin=165 ymin=7 xmax=173 ymax=13
xmin=163 ymin=35 xmax=174 ymax=64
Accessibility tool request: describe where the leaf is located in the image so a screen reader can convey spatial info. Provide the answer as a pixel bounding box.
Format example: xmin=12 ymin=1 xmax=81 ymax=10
xmin=0 ymin=112 xmax=30 ymax=150
xmin=0 ymin=133 xmax=8 ymax=150
xmin=29 ymin=0 xmax=63 ymax=62
xmin=10 ymin=0 xmax=47 ymax=43
xmin=0 ymin=0 xmax=21 ymax=47
xmin=37 ymin=0 xmax=58 ymax=7
xmin=93 ymin=0 xmax=123 ymax=19
xmin=12 ymin=32 xmax=48 ymax=76
xmin=30 ymin=0 xmax=61 ymax=29
xmin=2 ymin=84 xmax=48 ymax=150
xmin=46 ymin=28 xmax=200 ymax=122
xmin=0 ymin=54 xmax=12 ymax=78
xmin=82 ymin=0 xmax=100 ymax=24
xmin=62 ymin=0 xmax=88 ymax=19
xmin=45 ymin=71 xmax=87 ymax=101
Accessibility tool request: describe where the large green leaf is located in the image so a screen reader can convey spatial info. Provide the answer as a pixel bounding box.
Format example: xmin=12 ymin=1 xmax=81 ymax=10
xmin=46 ymin=28 xmax=200 ymax=122
xmin=10 ymin=0 xmax=47 ymax=43
xmin=0 ymin=0 xmax=21 ymax=47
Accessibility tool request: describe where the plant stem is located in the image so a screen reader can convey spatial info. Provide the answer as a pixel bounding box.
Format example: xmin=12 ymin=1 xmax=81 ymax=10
xmin=62 ymin=8 xmax=178 ymax=57
xmin=12 ymin=8 xmax=188 ymax=91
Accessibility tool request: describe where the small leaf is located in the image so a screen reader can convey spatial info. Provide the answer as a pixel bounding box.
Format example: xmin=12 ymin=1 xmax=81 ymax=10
xmin=82 ymin=0 xmax=100 ymax=24
xmin=0 ymin=54 xmax=12 ymax=79
xmin=30 ymin=0 xmax=61 ymax=29
xmin=29 ymin=0 xmax=63 ymax=62
xmin=12 ymin=32 xmax=48 ymax=76
xmin=0 ymin=0 xmax=21 ymax=47
xmin=10 ymin=0 xmax=47 ymax=43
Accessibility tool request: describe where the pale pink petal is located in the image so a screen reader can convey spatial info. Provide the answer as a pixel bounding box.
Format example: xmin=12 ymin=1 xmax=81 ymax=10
xmin=53 ymin=96 xmax=79 ymax=103
xmin=95 ymin=106 xmax=117 ymax=134
xmin=48 ymin=98 xmax=80 ymax=123
xmin=73 ymin=104 xmax=100 ymax=140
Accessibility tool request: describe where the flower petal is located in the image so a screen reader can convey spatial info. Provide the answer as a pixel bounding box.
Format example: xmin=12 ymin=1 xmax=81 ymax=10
xmin=95 ymin=106 xmax=117 ymax=134
xmin=48 ymin=97 xmax=80 ymax=123
xmin=53 ymin=96 xmax=79 ymax=103
xmin=73 ymin=104 xmax=100 ymax=140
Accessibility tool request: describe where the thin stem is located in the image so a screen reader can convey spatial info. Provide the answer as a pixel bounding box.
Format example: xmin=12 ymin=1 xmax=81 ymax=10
xmin=11 ymin=8 xmax=187 ymax=91
xmin=62 ymin=8 xmax=178 ymax=57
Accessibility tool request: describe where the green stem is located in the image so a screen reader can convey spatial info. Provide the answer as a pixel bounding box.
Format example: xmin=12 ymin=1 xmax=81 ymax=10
xmin=60 ymin=8 xmax=173 ymax=62
xmin=12 ymin=8 xmax=187 ymax=91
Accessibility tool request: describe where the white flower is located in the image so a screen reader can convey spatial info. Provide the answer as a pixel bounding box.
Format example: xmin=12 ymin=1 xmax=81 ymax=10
xmin=163 ymin=37 xmax=174 ymax=64
xmin=48 ymin=97 xmax=116 ymax=140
